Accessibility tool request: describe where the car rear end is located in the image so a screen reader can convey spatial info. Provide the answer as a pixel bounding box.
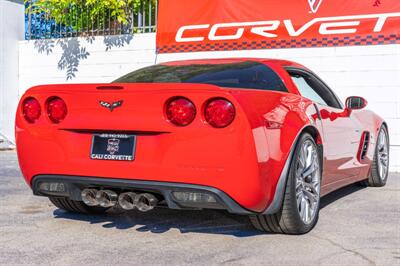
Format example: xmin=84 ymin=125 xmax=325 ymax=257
xmin=16 ymin=83 xmax=269 ymax=213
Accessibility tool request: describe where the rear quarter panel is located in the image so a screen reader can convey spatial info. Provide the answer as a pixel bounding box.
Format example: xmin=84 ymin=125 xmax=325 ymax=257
xmin=230 ymin=89 xmax=323 ymax=211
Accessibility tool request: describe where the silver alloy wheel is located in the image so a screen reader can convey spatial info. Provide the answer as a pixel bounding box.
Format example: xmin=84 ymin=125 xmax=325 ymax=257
xmin=295 ymin=140 xmax=321 ymax=225
xmin=377 ymin=129 xmax=389 ymax=180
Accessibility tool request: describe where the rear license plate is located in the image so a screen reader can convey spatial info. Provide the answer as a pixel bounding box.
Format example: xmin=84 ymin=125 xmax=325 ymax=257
xmin=90 ymin=134 xmax=136 ymax=161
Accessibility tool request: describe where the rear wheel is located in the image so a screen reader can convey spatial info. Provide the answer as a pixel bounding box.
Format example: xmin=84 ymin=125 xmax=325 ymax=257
xmin=250 ymin=133 xmax=321 ymax=234
xmin=49 ymin=197 xmax=109 ymax=214
xmin=368 ymin=126 xmax=389 ymax=187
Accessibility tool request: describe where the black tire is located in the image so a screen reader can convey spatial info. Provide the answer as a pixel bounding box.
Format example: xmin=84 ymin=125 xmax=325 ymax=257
xmin=368 ymin=126 xmax=389 ymax=187
xmin=49 ymin=197 xmax=109 ymax=214
xmin=249 ymin=133 xmax=321 ymax=234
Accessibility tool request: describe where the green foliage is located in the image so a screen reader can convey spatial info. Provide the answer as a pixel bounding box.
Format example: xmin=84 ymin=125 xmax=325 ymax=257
xmin=25 ymin=0 xmax=156 ymax=33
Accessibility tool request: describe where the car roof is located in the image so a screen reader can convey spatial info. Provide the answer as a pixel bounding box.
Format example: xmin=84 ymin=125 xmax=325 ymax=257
xmin=161 ymin=58 xmax=309 ymax=70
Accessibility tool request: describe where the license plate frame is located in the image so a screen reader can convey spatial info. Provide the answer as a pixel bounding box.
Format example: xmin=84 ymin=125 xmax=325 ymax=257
xmin=90 ymin=134 xmax=136 ymax=161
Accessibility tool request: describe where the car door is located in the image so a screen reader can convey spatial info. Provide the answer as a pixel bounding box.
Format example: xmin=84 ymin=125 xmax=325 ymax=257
xmin=286 ymin=68 xmax=361 ymax=183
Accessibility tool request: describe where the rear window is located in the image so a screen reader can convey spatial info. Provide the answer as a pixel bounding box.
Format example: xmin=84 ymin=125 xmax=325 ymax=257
xmin=114 ymin=61 xmax=288 ymax=92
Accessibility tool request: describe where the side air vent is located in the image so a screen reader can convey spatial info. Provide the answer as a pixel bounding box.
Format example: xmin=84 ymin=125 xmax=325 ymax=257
xmin=359 ymin=131 xmax=370 ymax=161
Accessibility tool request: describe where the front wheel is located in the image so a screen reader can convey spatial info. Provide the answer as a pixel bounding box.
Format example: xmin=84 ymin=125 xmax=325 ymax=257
xmin=250 ymin=133 xmax=322 ymax=234
xmin=368 ymin=126 xmax=389 ymax=187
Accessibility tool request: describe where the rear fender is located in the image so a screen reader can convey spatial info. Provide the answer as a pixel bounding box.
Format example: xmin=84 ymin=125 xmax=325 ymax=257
xmin=262 ymin=125 xmax=322 ymax=214
xmin=229 ymin=90 xmax=323 ymax=213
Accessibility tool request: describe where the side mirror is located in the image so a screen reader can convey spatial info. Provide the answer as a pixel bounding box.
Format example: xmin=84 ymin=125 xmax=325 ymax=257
xmin=346 ymin=96 xmax=368 ymax=110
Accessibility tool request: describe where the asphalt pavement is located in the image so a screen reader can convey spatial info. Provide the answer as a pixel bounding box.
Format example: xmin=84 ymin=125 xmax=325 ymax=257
xmin=0 ymin=151 xmax=399 ymax=265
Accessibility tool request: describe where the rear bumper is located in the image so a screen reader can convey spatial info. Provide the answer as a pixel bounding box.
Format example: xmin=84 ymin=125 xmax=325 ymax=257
xmin=32 ymin=175 xmax=253 ymax=214
xmin=16 ymin=126 xmax=272 ymax=212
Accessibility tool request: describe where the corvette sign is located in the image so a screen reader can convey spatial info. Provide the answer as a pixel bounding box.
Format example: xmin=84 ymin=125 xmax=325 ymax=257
xmin=156 ymin=0 xmax=400 ymax=53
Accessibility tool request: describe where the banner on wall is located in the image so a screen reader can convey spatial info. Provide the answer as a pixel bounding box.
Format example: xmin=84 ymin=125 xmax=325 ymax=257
xmin=156 ymin=0 xmax=400 ymax=53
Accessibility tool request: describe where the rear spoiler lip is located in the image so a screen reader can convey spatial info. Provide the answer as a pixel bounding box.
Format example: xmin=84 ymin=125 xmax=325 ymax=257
xmin=24 ymin=82 xmax=227 ymax=95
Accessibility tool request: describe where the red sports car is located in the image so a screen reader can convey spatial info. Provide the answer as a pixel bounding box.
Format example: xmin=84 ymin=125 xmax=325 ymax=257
xmin=16 ymin=58 xmax=389 ymax=234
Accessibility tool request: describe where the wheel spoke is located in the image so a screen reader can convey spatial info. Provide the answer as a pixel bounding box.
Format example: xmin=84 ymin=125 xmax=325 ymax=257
xmin=296 ymin=181 xmax=303 ymax=199
xmin=376 ymin=129 xmax=389 ymax=181
xmin=299 ymin=145 xmax=307 ymax=170
xmin=379 ymin=160 xmax=384 ymax=177
xmin=296 ymin=163 xmax=304 ymax=178
xmin=297 ymin=152 xmax=306 ymax=179
xmin=296 ymin=181 xmax=302 ymax=191
xmin=302 ymin=162 xmax=318 ymax=179
xmin=305 ymin=145 xmax=313 ymax=168
xmin=304 ymin=200 xmax=310 ymax=223
xmin=381 ymin=132 xmax=386 ymax=146
xmin=297 ymin=191 xmax=303 ymax=209
xmin=300 ymin=197 xmax=306 ymax=220
xmin=303 ymin=189 xmax=318 ymax=205
xmin=303 ymin=181 xmax=319 ymax=194
xmin=301 ymin=148 xmax=317 ymax=177
xmin=378 ymin=132 xmax=385 ymax=149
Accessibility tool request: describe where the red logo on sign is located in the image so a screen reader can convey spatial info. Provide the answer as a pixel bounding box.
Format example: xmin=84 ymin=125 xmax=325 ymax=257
xmin=308 ymin=0 xmax=323 ymax=13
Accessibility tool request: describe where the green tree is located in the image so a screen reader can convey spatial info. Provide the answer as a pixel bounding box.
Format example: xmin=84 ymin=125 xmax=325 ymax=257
xmin=26 ymin=0 xmax=157 ymax=34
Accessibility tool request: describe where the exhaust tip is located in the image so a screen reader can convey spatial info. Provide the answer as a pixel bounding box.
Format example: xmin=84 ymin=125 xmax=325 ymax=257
xmin=96 ymin=190 xmax=118 ymax=208
xmin=81 ymin=189 xmax=99 ymax=206
xmin=118 ymin=192 xmax=138 ymax=210
xmin=136 ymin=193 xmax=158 ymax=212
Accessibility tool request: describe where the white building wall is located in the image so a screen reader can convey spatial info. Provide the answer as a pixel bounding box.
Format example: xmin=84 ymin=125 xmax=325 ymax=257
xmin=0 ymin=0 xmax=24 ymax=143
xmin=19 ymin=34 xmax=400 ymax=172
xmin=18 ymin=33 xmax=157 ymax=94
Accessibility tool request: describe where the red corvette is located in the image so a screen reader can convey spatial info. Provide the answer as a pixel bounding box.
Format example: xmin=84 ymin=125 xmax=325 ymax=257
xmin=16 ymin=58 xmax=389 ymax=234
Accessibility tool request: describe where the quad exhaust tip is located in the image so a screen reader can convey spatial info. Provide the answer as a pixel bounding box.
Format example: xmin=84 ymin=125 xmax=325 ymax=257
xmin=81 ymin=188 xmax=99 ymax=206
xmin=81 ymin=189 xmax=158 ymax=212
xmin=118 ymin=192 xmax=138 ymax=210
xmin=96 ymin=190 xmax=118 ymax=208
xmin=135 ymin=193 xmax=158 ymax=212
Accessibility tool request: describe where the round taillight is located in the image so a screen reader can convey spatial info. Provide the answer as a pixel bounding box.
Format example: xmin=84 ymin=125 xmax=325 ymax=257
xmin=46 ymin=97 xmax=67 ymax=123
xmin=165 ymin=97 xmax=196 ymax=126
xmin=204 ymin=98 xmax=235 ymax=128
xmin=22 ymin=97 xmax=41 ymax=123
